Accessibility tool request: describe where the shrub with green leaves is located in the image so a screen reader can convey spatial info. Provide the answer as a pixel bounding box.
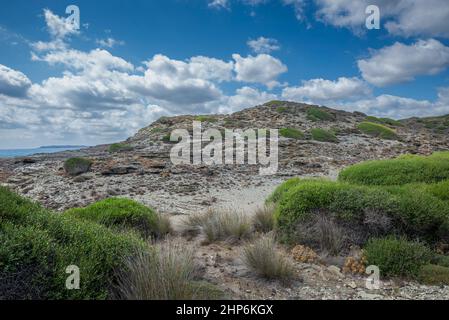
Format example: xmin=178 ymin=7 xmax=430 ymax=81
xmin=0 ymin=187 xmax=146 ymax=300
xmin=194 ymin=115 xmax=218 ymax=123
xmin=364 ymin=237 xmax=432 ymax=277
xmin=64 ymin=198 xmax=163 ymax=239
xmin=63 ymin=157 xmax=92 ymax=176
xmin=338 ymin=152 xmax=449 ymax=186
xmin=279 ymin=128 xmax=304 ymax=140
xmin=274 ymin=180 xmax=449 ymax=245
xmin=108 ymin=143 xmax=134 ymax=153
xmin=418 ymin=264 xmax=449 ymax=285
xmin=307 ymin=107 xmax=335 ymax=122
xmin=311 ymin=128 xmax=338 ymax=143
xmin=357 ymin=121 xmax=398 ymax=140
xmin=365 ymin=116 xmax=403 ymax=127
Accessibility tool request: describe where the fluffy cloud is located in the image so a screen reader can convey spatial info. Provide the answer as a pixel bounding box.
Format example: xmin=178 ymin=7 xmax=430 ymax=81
xmin=282 ymin=77 xmax=371 ymax=103
xmin=0 ymin=64 xmax=32 ymax=97
xmin=315 ymin=0 xmax=449 ymax=38
xmin=222 ymin=86 xmax=277 ymax=113
xmin=247 ymin=37 xmax=280 ymax=54
xmin=208 ymin=0 xmax=229 ymax=9
xmin=358 ymin=39 xmax=449 ymax=86
xmin=233 ymin=54 xmax=287 ymax=88
xmin=96 ymin=37 xmax=125 ymax=48
xmin=43 ymin=8 xmax=79 ymax=39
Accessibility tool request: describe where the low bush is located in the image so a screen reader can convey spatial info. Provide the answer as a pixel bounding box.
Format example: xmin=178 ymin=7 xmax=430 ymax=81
xmin=418 ymin=264 xmax=449 ymax=285
xmin=274 ymin=180 xmax=449 ymax=246
xmin=64 ymin=198 xmax=163 ymax=239
xmin=63 ymin=157 xmax=92 ymax=176
xmin=311 ymin=128 xmax=338 ymax=143
xmin=108 ymin=143 xmax=134 ymax=153
xmin=266 ymin=177 xmax=303 ymax=204
xmin=338 ymin=152 xmax=449 ymax=185
xmin=242 ymin=234 xmax=295 ymax=281
xmin=279 ymin=128 xmax=304 ymax=140
xmin=424 ymin=180 xmax=449 ymax=201
xmin=0 ymin=187 xmax=146 ymax=299
xmin=307 ymin=107 xmax=335 ymax=122
xmin=194 ymin=115 xmax=218 ymax=123
xmin=431 ymin=254 xmax=449 ymax=268
xmin=252 ymin=205 xmax=275 ymax=233
xmin=365 ymin=116 xmax=403 ymax=127
xmin=357 ymin=121 xmax=398 ymax=140
xmin=364 ymin=237 xmax=432 ymax=278
xmin=115 ymin=239 xmax=224 ymax=300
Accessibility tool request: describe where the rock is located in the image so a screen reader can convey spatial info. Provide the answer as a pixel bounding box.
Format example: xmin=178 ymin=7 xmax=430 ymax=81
xmin=327 ymin=265 xmax=344 ymax=278
xmin=358 ymin=291 xmax=384 ymax=300
xmin=101 ymin=165 xmax=139 ymax=175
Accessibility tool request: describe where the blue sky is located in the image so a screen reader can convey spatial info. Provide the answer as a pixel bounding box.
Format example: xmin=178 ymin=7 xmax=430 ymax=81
xmin=0 ymin=0 xmax=449 ymax=148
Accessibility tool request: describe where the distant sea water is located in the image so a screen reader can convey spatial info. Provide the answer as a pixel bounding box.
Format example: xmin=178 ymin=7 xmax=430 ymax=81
xmin=0 ymin=146 xmax=85 ymax=158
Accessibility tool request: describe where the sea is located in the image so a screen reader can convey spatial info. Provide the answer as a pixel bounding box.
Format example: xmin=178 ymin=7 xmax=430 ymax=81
xmin=0 ymin=146 xmax=85 ymax=158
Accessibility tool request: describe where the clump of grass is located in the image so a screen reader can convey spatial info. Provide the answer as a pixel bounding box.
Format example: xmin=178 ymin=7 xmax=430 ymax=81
xmin=64 ymin=198 xmax=163 ymax=239
xmin=108 ymin=143 xmax=134 ymax=153
xmin=154 ymin=213 xmax=173 ymax=238
xmin=339 ymin=152 xmax=449 ymax=185
xmin=181 ymin=209 xmax=252 ymax=243
xmin=252 ymin=205 xmax=275 ymax=233
xmin=194 ymin=115 xmax=218 ymax=123
xmin=242 ymin=234 xmax=295 ymax=281
xmin=364 ymin=237 xmax=432 ymax=277
xmin=357 ymin=121 xmax=399 ymax=140
xmin=63 ymin=157 xmax=92 ymax=176
xmin=307 ymin=107 xmax=335 ymax=122
xmin=419 ymin=264 xmax=449 ymax=285
xmin=311 ymin=128 xmax=339 ymax=143
xmin=279 ymin=128 xmax=305 ymax=140
xmin=115 ymin=238 xmax=224 ymax=300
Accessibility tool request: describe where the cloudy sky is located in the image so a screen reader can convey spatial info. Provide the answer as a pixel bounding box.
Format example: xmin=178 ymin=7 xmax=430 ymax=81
xmin=1 ymin=0 xmax=449 ymax=148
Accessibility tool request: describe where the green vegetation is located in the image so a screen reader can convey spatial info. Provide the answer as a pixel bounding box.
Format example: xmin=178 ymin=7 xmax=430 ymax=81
xmin=365 ymin=116 xmax=403 ymax=127
xmin=274 ymin=180 xmax=449 ymax=245
xmin=339 ymin=152 xmax=449 ymax=185
xmin=279 ymin=128 xmax=305 ymax=140
xmin=242 ymin=235 xmax=295 ymax=281
xmin=364 ymin=237 xmax=432 ymax=277
xmin=0 ymin=187 xmax=146 ymax=299
xmin=64 ymin=198 xmax=166 ymax=239
xmin=432 ymin=254 xmax=449 ymax=268
xmin=194 ymin=115 xmax=218 ymax=123
xmin=266 ymin=177 xmax=303 ymax=204
xmin=311 ymin=128 xmax=339 ymax=143
xmin=418 ymin=264 xmax=449 ymax=285
xmin=357 ymin=121 xmax=398 ymax=140
xmin=63 ymin=157 xmax=93 ymax=176
xmin=108 ymin=143 xmax=134 ymax=153
xmin=115 ymin=239 xmax=225 ymax=300
xmin=307 ymin=107 xmax=335 ymax=122
xmin=265 ymin=100 xmax=285 ymax=107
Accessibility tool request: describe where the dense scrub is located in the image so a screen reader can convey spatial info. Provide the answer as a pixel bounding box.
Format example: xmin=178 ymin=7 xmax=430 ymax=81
xmin=339 ymin=152 xmax=449 ymax=185
xmin=64 ymin=198 xmax=163 ymax=239
xmin=108 ymin=143 xmax=134 ymax=153
xmin=357 ymin=122 xmax=398 ymax=140
xmin=0 ymin=187 xmax=146 ymax=299
xmin=63 ymin=157 xmax=92 ymax=176
xmin=279 ymin=128 xmax=304 ymax=140
xmin=306 ymin=107 xmax=335 ymax=122
xmin=311 ymin=128 xmax=338 ymax=143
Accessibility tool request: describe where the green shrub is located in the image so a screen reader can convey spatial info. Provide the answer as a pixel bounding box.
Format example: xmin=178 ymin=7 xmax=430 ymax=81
xmin=365 ymin=116 xmax=403 ymax=127
xmin=63 ymin=157 xmax=92 ymax=176
xmin=274 ymin=180 xmax=449 ymax=245
xmin=0 ymin=187 xmax=146 ymax=299
xmin=418 ymin=264 xmax=449 ymax=285
xmin=266 ymin=177 xmax=304 ymax=204
xmin=194 ymin=115 xmax=218 ymax=123
xmin=364 ymin=237 xmax=432 ymax=277
xmin=357 ymin=121 xmax=398 ymax=140
xmin=279 ymin=128 xmax=304 ymax=140
xmin=108 ymin=143 xmax=134 ymax=153
xmin=424 ymin=180 xmax=449 ymax=201
xmin=431 ymin=254 xmax=449 ymax=268
xmin=307 ymin=107 xmax=335 ymax=122
xmin=64 ymin=198 xmax=162 ymax=239
xmin=265 ymin=100 xmax=284 ymax=107
xmin=311 ymin=128 xmax=339 ymax=143
xmin=338 ymin=152 xmax=449 ymax=185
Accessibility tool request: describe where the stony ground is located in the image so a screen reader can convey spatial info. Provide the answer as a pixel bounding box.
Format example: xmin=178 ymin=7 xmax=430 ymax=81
xmin=1 ymin=101 xmax=449 ymax=300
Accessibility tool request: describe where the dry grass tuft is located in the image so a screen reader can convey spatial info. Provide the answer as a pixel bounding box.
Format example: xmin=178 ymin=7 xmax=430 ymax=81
xmin=252 ymin=204 xmax=275 ymax=233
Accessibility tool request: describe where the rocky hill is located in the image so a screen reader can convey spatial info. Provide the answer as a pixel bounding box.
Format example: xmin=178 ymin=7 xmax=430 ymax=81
xmin=1 ymin=101 xmax=449 ymax=213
